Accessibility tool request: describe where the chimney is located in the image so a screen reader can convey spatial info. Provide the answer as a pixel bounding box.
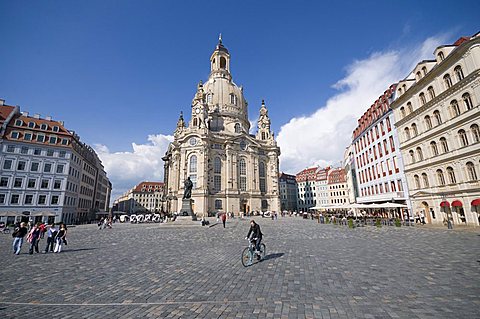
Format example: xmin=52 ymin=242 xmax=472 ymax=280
xmin=59 ymin=121 xmax=64 ymax=126
xmin=33 ymin=114 xmax=40 ymax=119
xmin=45 ymin=116 xmax=52 ymax=121
xmin=22 ymin=112 xmax=29 ymax=117
xmin=0 ymin=99 xmax=4 ymax=106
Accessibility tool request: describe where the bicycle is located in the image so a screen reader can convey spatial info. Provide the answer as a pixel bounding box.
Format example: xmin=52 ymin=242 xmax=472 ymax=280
xmin=241 ymin=238 xmax=266 ymax=267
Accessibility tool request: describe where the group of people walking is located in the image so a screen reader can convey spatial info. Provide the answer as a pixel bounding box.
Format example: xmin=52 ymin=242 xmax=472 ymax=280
xmin=12 ymin=222 xmax=67 ymax=255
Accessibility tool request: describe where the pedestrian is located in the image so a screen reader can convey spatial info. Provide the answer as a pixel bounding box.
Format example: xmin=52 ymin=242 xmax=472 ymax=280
xmin=27 ymin=222 xmax=42 ymax=254
xmin=221 ymin=213 xmax=226 ymax=228
xmin=12 ymin=222 xmax=28 ymax=255
xmin=39 ymin=222 xmax=47 ymax=238
xmin=44 ymin=223 xmax=58 ymax=253
xmin=420 ymin=211 xmax=426 ymax=225
xmin=54 ymin=223 xmax=67 ymax=253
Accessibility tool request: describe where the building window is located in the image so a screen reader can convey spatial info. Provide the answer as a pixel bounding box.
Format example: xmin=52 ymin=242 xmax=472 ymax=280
xmin=11 ymin=131 xmax=19 ymax=139
xmin=15 ymin=119 xmax=23 ymax=126
xmin=444 ymin=74 xmax=452 ymax=89
xmin=53 ymin=126 xmax=59 ymax=132
xmin=407 ymin=102 xmax=414 ymax=114
xmin=419 ymin=93 xmax=426 ymax=106
xmin=404 ymin=127 xmax=411 ymax=140
xmin=451 ymin=100 xmax=461 ymax=117
xmin=234 ymin=123 xmax=241 ymax=133
xmin=0 ymin=194 xmax=4 ymax=204
xmin=422 ymin=173 xmax=429 ymax=188
xmin=436 ymin=169 xmax=446 ymax=186
xmin=206 ymin=93 xmax=212 ymax=104
xmin=440 ymin=137 xmax=449 ymax=153
xmin=40 ymin=123 xmax=47 ymax=130
xmin=259 ymin=162 xmax=267 ymax=193
xmin=416 ymin=147 xmax=424 ymax=161
xmin=409 ymin=150 xmax=415 ymax=164
xmin=466 ymin=162 xmax=477 ymax=181
xmin=189 ymin=155 xmax=197 ymax=188
xmin=10 ymin=194 xmax=20 ymax=204
xmin=458 ymin=129 xmax=469 ymax=147
xmin=433 ymin=110 xmax=442 ymax=125
xmin=446 ymin=167 xmax=456 ymax=184
xmin=44 ymin=163 xmax=52 ymax=173
xmin=51 ymin=195 xmax=59 ymax=205
xmin=54 ymin=180 xmax=61 ymax=189
xmin=462 ymin=93 xmax=473 ymax=110
xmin=400 ymin=107 xmax=406 ymax=118
xmin=20 ymin=147 xmax=29 ymax=154
xmin=47 ymin=149 xmax=54 ymax=156
xmin=31 ymin=162 xmax=39 ymax=172
xmin=27 ymin=179 xmax=36 ymax=188
xmin=24 ymin=133 xmax=32 ymax=141
xmin=427 ymin=86 xmax=435 ymax=100
xmin=41 ymin=179 xmax=49 ymax=189
xmin=414 ymin=175 xmax=420 ymax=189
xmin=213 ymin=157 xmax=222 ymax=191
xmin=14 ymin=178 xmax=23 ymax=188
xmin=424 ymin=115 xmax=432 ymax=130
xmin=239 ymin=158 xmax=247 ymax=191
xmin=411 ymin=123 xmax=418 ymax=137
xmin=6 ymin=145 xmax=15 ymax=153
xmin=193 ymin=117 xmax=198 ymax=127
xmin=3 ymin=160 xmax=13 ymax=170
xmin=37 ymin=135 xmax=45 ymax=142
xmin=454 ymin=65 xmax=464 ymax=81
xmin=61 ymin=138 xmax=69 ymax=145
xmin=38 ymin=195 xmax=46 ymax=205
xmin=230 ymin=94 xmax=237 ymax=106
xmin=422 ymin=66 xmax=427 ymax=76
xmin=215 ymin=199 xmax=222 ymax=209
xmin=438 ymin=51 xmax=445 ymax=61
xmin=25 ymin=194 xmax=33 ymax=205
xmin=56 ymin=164 xmax=64 ymax=174
xmin=59 ymin=151 xmax=66 ymax=158
xmin=0 ymin=177 xmax=9 ymax=187
xmin=471 ymin=124 xmax=480 ymax=143
xmin=49 ymin=136 xmax=57 ymax=144
xmin=430 ymin=141 xmax=439 ymax=156
xmin=34 ymin=148 xmax=41 ymax=155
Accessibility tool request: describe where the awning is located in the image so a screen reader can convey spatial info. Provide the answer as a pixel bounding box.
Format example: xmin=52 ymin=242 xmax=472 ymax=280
xmin=471 ymin=199 xmax=480 ymax=206
xmin=440 ymin=201 xmax=450 ymax=207
xmin=451 ymin=200 xmax=463 ymax=207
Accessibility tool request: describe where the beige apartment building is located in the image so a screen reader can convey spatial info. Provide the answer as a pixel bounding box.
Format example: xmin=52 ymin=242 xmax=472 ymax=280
xmin=391 ymin=33 xmax=480 ymax=226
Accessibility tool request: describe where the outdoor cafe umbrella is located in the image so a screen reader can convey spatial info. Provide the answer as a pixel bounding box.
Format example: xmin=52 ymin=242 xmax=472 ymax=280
xmin=0 ymin=211 xmax=22 ymax=217
xmin=30 ymin=211 xmax=56 ymax=217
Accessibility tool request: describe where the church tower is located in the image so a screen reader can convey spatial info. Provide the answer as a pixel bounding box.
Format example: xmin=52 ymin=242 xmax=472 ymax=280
xmin=163 ymin=37 xmax=281 ymax=217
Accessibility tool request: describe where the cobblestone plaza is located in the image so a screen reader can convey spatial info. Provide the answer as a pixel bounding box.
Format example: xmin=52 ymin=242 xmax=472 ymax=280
xmin=0 ymin=218 xmax=479 ymax=318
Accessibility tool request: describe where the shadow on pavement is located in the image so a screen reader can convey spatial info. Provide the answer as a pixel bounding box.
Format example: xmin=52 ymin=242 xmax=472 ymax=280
xmin=263 ymin=253 xmax=284 ymax=261
xmin=61 ymin=248 xmax=99 ymax=253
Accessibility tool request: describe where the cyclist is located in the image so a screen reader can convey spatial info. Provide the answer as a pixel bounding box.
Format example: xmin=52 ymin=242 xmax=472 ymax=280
xmin=245 ymin=220 xmax=263 ymax=260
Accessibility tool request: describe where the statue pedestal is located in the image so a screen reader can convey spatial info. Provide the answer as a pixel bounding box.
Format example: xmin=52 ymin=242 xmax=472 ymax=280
xmin=180 ymin=199 xmax=197 ymax=221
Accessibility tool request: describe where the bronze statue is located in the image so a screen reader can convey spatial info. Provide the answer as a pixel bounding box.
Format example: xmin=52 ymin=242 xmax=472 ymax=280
xmin=183 ymin=177 xmax=193 ymax=199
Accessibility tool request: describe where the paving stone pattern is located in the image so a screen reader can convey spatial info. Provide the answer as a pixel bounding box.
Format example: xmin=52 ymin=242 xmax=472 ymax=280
xmin=0 ymin=218 xmax=479 ymax=318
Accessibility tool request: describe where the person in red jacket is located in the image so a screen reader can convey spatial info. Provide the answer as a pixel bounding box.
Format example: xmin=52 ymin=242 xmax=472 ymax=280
xmin=221 ymin=213 xmax=227 ymax=228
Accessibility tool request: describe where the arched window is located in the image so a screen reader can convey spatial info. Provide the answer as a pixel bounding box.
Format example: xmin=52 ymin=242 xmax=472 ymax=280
xmin=466 ymin=162 xmax=477 ymax=181
xmin=440 ymin=137 xmax=449 ymax=153
xmin=427 ymin=86 xmax=435 ymax=100
xmin=193 ymin=118 xmax=198 ymax=127
xmin=462 ymin=93 xmax=473 ymax=110
xmin=407 ymin=102 xmax=414 ymax=113
xmin=436 ymin=169 xmax=446 ymax=186
xmin=422 ymin=66 xmax=427 ymax=76
xmin=451 ymin=100 xmax=461 ymax=117
xmin=438 ymin=51 xmax=445 ymax=61
xmin=419 ymin=93 xmax=426 ymax=106
xmin=430 ymin=141 xmax=439 ymax=156
xmin=220 ymin=57 xmax=226 ymax=69
xmin=425 ymin=115 xmax=432 ymax=129
xmin=230 ymin=94 xmax=237 ymax=106
xmin=189 ymin=155 xmax=197 ymax=188
xmin=398 ymin=88 xmax=402 ymax=95
xmin=446 ymin=167 xmax=456 ymax=184
xmin=239 ymin=158 xmax=247 ymax=191
xmin=234 ymin=123 xmax=241 ymax=133
xmin=213 ymin=157 xmax=222 ymax=191
xmin=416 ymin=71 xmax=422 ymax=80
xmin=471 ymin=124 xmax=480 ymax=143
xmin=443 ymin=74 xmax=452 ymax=89
xmin=416 ymin=147 xmax=424 ymax=161
xmin=414 ymin=175 xmax=420 ymax=189
xmin=409 ymin=150 xmax=415 ymax=164
xmin=404 ymin=127 xmax=411 ymax=140
xmin=259 ymin=162 xmax=266 ymax=193
xmin=458 ymin=129 xmax=469 ymax=147
xmin=422 ymin=173 xmax=430 ymax=188
xmin=433 ymin=110 xmax=442 ymax=125
xmin=400 ymin=107 xmax=406 ymax=118
xmin=454 ymin=65 xmax=464 ymax=81
xmin=206 ymin=93 xmax=213 ymax=104
xmin=411 ymin=123 xmax=418 ymax=137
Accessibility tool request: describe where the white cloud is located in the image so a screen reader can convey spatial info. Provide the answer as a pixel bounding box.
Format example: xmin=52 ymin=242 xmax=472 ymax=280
xmin=94 ymin=134 xmax=173 ymax=201
xmin=277 ymin=34 xmax=449 ymax=174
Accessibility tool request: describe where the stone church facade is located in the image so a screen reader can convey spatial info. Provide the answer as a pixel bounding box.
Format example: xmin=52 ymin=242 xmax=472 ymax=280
xmin=162 ymin=37 xmax=280 ymax=217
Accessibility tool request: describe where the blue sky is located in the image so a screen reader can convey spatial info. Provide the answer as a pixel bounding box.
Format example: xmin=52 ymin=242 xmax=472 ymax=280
xmin=1 ymin=0 xmax=479 ymax=199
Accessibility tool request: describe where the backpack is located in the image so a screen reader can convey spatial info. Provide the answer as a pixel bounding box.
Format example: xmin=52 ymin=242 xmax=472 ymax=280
xmin=11 ymin=228 xmax=19 ymax=238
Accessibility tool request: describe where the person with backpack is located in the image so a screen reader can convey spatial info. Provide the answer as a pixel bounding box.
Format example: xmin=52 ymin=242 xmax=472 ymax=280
xmin=12 ymin=222 xmax=28 ymax=255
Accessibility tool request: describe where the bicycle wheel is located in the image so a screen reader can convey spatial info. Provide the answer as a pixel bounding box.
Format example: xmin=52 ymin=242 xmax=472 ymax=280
xmin=241 ymin=247 xmax=252 ymax=267
xmin=260 ymin=243 xmax=266 ymax=260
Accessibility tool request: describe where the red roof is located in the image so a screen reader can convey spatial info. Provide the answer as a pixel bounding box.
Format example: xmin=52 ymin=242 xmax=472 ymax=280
xmin=133 ymin=181 xmax=164 ymax=192
xmin=453 ymin=37 xmax=470 ymax=46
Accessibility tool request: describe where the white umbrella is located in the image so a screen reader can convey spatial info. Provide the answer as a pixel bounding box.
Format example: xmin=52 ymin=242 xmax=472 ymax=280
xmin=30 ymin=211 xmax=56 ymax=217
xmin=0 ymin=211 xmax=21 ymax=217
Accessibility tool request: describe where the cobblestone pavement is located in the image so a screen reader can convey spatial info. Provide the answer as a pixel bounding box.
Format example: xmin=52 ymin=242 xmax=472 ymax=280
xmin=0 ymin=217 xmax=479 ymax=318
